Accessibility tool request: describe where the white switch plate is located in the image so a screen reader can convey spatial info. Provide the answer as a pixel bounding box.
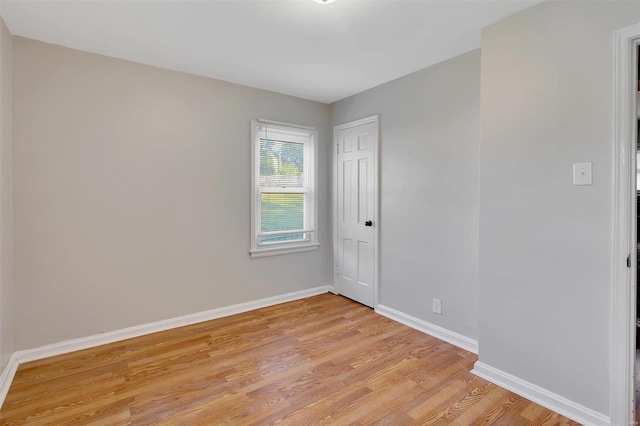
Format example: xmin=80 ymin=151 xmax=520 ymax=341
xmin=573 ymin=162 xmax=592 ymax=186
xmin=432 ymin=298 xmax=442 ymax=315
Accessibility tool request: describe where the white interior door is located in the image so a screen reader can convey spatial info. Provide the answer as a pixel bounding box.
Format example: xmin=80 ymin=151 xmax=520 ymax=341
xmin=335 ymin=116 xmax=378 ymax=307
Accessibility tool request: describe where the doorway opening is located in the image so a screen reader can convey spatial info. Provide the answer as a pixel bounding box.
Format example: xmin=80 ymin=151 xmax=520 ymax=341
xmin=612 ymin=22 xmax=640 ymax=426
xmin=635 ymin=43 xmax=640 ymax=426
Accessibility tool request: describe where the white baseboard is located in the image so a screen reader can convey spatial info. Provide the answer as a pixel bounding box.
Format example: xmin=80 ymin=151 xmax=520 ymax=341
xmin=471 ymin=361 xmax=610 ymax=426
xmin=375 ymin=304 xmax=478 ymax=354
xmin=0 ymin=354 xmax=19 ymax=408
xmin=15 ymin=285 xmax=332 ymax=364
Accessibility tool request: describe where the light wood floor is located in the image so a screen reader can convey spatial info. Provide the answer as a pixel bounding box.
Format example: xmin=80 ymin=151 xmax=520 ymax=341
xmin=1 ymin=294 xmax=578 ymax=425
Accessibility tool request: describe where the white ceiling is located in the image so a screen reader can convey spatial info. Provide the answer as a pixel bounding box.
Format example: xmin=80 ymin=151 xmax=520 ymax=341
xmin=0 ymin=0 xmax=540 ymax=104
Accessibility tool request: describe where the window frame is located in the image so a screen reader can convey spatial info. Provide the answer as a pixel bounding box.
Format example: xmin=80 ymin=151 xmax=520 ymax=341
xmin=250 ymin=119 xmax=319 ymax=258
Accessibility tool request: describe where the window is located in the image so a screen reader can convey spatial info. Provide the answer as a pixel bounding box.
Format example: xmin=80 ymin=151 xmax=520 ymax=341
xmin=250 ymin=120 xmax=318 ymax=258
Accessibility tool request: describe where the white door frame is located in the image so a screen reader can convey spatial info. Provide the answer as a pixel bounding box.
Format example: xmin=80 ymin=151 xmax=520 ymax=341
xmin=612 ymin=22 xmax=640 ymax=426
xmin=333 ymin=115 xmax=380 ymax=308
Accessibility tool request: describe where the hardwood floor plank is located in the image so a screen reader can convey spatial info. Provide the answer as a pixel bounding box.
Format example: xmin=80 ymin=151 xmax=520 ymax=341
xmin=271 ymin=386 xmax=373 ymax=425
xmin=325 ymin=380 xmax=419 ymax=424
xmin=0 ymin=294 xmax=579 ymax=425
xmin=408 ymin=378 xmax=469 ymax=420
xmin=449 ymin=385 xmax=520 ymax=425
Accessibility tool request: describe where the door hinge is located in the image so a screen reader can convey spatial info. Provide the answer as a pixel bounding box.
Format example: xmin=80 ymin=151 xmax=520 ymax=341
xmin=337 ymin=143 xmax=339 ymax=154
xmin=627 ymin=254 xmax=632 ymax=268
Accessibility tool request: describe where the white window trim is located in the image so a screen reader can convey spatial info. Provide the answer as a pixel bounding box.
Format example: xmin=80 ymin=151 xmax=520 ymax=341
xmin=250 ymin=119 xmax=319 ymax=258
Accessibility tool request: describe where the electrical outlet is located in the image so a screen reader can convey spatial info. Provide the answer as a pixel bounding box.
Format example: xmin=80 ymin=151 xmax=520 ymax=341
xmin=433 ymin=298 xmax=442 ymax=315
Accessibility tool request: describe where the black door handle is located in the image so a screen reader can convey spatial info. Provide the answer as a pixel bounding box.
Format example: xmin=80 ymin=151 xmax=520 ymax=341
xmin=365 ymin=220 xmax=373 ymax=227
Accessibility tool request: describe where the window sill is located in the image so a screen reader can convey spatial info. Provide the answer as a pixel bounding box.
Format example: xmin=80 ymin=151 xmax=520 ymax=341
xmin=250 ymin=243 xmax=320 ymax=259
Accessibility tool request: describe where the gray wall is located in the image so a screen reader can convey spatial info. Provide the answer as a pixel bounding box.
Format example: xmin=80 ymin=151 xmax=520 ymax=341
xmin=0 ymin=17 xmax=12 ymax=366
xmin=331 ymin=50 xmax=480 ymax=341
xmin=478 ymin=0 xmax=640 ymax=415
xmin=13 ymin=37 xmax=332 ymax=350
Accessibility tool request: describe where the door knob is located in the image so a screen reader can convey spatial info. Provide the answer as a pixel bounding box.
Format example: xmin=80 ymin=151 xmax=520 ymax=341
xmin=365 ymin=220 xmax=373 ymax=227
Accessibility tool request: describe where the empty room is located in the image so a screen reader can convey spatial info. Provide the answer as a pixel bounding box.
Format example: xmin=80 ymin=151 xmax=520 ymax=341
xmin=0 ymin=0 xmax=638 ymax=424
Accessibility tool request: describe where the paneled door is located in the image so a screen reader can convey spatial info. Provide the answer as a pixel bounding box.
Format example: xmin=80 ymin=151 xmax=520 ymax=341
xmin=335 ymin=116 xmax=378 ymax=307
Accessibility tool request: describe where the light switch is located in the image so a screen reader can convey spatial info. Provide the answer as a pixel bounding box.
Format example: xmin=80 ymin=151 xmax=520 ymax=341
xmin=573 ymin=162 xmax=592 ymax=186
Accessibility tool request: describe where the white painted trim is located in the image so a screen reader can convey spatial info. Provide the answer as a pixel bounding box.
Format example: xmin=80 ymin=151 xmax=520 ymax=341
xmin=0 ymin=354 xmax=19 ymax=409
xmin=375 ymin=304 xmax=478 ymax=354
xmin=334 ymin=115 xmax=378 ymax=132
xmin=250 ymin=243 xmax=319 ymax=258
xmin=611 ymin=22 xmax=640 ymax=426
xmin=15 ymin=286 xmax=332 ymax=364
xmin=332 ymin=123 xmax=338 ymax=293
xmin=257 ymin=119 xmax=315 ymax=131
xmin=373 ymin=115 xmax=380 ymax=309
xmin=332 ymin=114 xmax=380 ymax=309
xmin=472 ymin=362 xmax=610 ymax=426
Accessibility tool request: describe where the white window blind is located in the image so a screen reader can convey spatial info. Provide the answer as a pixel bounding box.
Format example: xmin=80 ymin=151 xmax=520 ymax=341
xmin=250 ymin=121 xmax=318 ymax=258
